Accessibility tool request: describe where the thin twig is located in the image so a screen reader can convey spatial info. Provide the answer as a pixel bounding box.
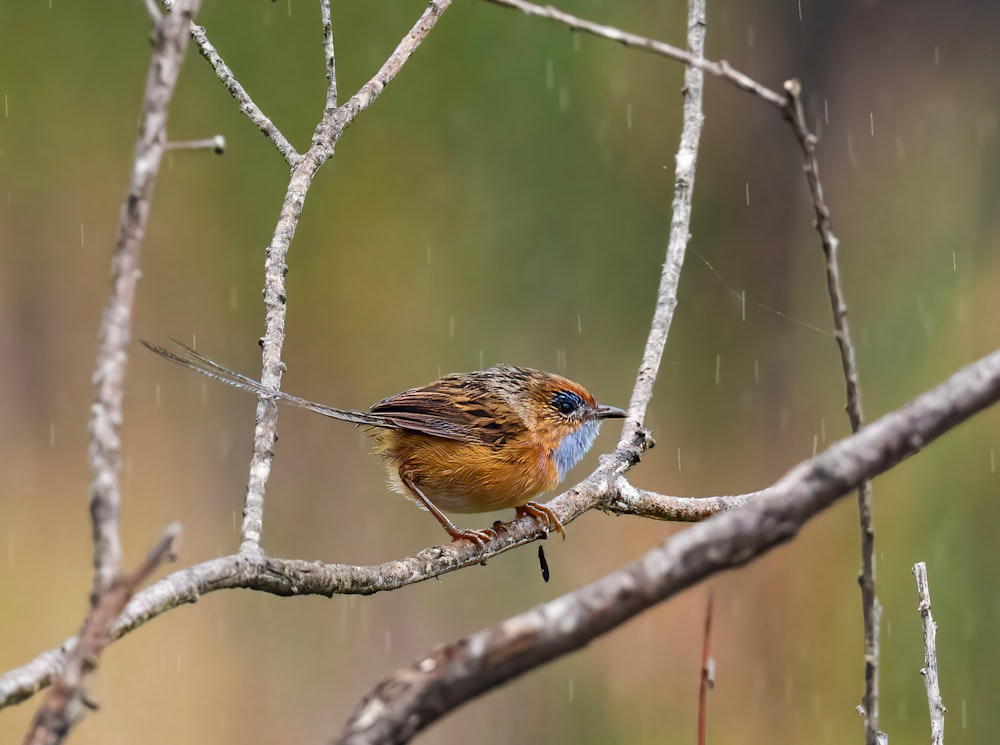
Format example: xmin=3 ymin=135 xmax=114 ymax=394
xmin=322 ymin=0 xmax=337 ymax=109
xmin=236 ymin=0 xmax=453 ymax=556
xmin=5 ymin=345 xmax=1000 ymax=710
xmin=609 ymin=0 xmax=705 ymax=480
xmin=334 ymin=345 xmax=1000 ymax=744
xmin=482 ymin=0 xmax=786 ymax=107
xmin=784 ymin=79 xmax=882 ymax=744
xmin=190 ymin=23 xmax=299 ymax=165
xmin=913 ymin=562 xmax=946 ymax=745
xmin=165 ymin=135 xmax=226 ymax=153
xmin=22 ymin=525 xmax=182 ymax=745
xmin=698 ymin=591 xmax=714 ymax=745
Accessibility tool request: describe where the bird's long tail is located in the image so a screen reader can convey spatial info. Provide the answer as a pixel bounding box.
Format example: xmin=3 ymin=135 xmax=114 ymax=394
xmin=141 ymin=340 xmax=392 ymax=428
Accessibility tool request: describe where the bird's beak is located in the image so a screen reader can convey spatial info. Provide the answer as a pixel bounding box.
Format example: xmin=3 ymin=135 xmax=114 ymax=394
xmin=596 ymin=404 xmax=627 ymax=419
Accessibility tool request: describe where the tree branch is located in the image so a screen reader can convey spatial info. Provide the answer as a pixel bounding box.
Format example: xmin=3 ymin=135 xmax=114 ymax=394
xmin=235 ymin=0 xmax=453 ymax=557
xmin=25 ymin=6 xmax=201 ymax=742
xmin=784 ymin=78 xmax=882 ymax=744
xmin=913 ymin=562 xmax=946 ymax=745
xmin=336 ymin=345 xmax=1000 ymax=743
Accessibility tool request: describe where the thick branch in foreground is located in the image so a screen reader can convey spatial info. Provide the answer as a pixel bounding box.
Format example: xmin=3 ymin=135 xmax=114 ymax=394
xmin=335 ymin=346 xmax=1000 ymax=743
xmin=913 ymin=562 xmax=945 ymax=745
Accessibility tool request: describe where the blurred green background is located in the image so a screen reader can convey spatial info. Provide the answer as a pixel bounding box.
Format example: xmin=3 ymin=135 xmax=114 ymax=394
xmin=2 ymin=0 xmax=999 ymax=742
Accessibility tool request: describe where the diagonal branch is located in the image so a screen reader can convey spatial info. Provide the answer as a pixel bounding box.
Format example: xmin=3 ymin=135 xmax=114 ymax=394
xmin=483 ymin=0 xmax=785 ymax=107
xmin=235 ymin=0 xmax=454 ymax=557
xmin=24 ymin=2 xmax=200 ymax=738
xmin=913 ymin=562 xmax=946 ymax=745
xmin=785 ymin=79 xmax=882 ymax=744
xmin=335 ymin=344 xmax=1000 ymax=744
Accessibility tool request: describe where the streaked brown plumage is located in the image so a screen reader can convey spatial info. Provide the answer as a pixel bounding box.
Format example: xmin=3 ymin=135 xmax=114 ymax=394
xmin=143 ymin=341 xmax=626 ymax=545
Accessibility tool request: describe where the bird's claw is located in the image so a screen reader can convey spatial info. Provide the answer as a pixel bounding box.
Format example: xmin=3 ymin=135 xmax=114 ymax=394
xmin=516 ymin=501 xmax=566 ymax=541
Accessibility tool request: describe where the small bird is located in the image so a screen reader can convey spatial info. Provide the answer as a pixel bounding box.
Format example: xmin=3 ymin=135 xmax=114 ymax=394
xmin=143 ymin=341 xmax=626 ymax=545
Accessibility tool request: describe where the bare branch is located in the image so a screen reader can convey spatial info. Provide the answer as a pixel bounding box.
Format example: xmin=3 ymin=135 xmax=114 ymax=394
xmin=322 ymin=0 xmax=337 ymax=108
xmin=482 ymin=0 xmax=786 ymax=107
xmin=5 ymin=345 xmax=1000 ymax=711
xmin=335 ymin=345 xmax=1000 ymax=743
xmin=611 ymin=0 xmax=704 ymax=472
xmin=783 ymin=78 xmax=882 ymax=743
xmin=165 ymin=135 xmax=225 ymax=153
xmin=603 ymin=483 xmax=756 ymax=521
xmin=89 ymin=0 xmax=198 ymax=605
xmin=189 ymin=23 xmax=300 ymax=165
xmin=913 ymin=562 xmax=946 ymax=745
xmin=22 ymin=1 xmax=201 ymax=738
xmin=22 ymin=525 xmax=181 ymax=745
xmin=237 ymin=0 xmax=453 ymax=556
xmin=698 ymin=591 xmax=714 ymax=745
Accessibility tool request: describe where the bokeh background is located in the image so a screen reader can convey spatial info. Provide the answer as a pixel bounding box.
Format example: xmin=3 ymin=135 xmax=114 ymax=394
xmin=2 ymin=0 xmax=999 ymax=742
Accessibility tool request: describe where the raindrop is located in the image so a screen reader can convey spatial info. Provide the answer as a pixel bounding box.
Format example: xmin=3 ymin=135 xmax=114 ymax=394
xmin=286 ymin=0 xmax=292 ymax=18
xmin=869 ymin=112 xmax=875 ymax=136
xmin=384 ymin=629 xmax=392 ymax=654
xmin=49 ymin=421 xmax=56 ymax=447
xmin=558 ymin=86 xmax=570 ymax=113
xmin=676 ymin=448 xmax=682 ymax=471
xmin=556 ymin=348 xmax=567 ymax=372
xmin=545 ymin=58 xmax=555 ymax=91
xmin=934 ymin=46 xmax=941 ymax=66
xmin=4 ymin=93 xmax=9 ymax=118
xmin=741 ymin=290 xmax=746 ymax=321
xmin=952 ymin=251 xmax=957 ymax=272
xmin=449 ymin=314 xmax=455 ymax=339
xmin=201 ymin=380 xmax=209 ymax=405
xmin=746 ymin=26 xmax=755 ymax=49
xmin=577 ymin=314 xmax=582 ymax=335
xmin=820 ymin=417 xmax=826 ymax=443
xmin=824 ymin=99 xmax=829 ymax=125
xmin=479 ymin=350 xmax=484 ymax=369
xmin=961 ymin=698 xmax=967 ymax=728
xmin=797 ymin=0 xmax=802 ymax=21
xmin=155 ymin=383 xmax=161 ymax=406
xmin=232 ymin=510 xmax=237 ymax=532
xmin=745 ymin=181 xmax=750 ymax=206
xmin=715 ymin=354 xmax=721 ymax=384
xmin=80 ymin=223 xmax=85 ymax=247
xmin=754 ymin=358 xmax=759 ymax=384
xmin=568 ymin=677 xmax=575 ymax=702
xmin=572 ymin=34 xmax=581 ymax=53
xmin=626 ymin=102 xmax=633 ymax=132
xmin=812 ymin=434 xmax=818 ymax=457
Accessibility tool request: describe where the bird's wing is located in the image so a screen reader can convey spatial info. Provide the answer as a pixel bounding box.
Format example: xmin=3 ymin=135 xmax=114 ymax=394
xmin=370 ymin=376 xmax=517 ymax=446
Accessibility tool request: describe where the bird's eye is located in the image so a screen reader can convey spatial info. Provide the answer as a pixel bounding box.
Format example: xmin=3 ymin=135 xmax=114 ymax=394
xmin=552 ymin=390 xmax=583 ymax=416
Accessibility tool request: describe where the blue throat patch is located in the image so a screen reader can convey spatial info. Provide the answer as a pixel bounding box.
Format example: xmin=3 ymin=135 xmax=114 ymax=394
xmin=552 ymin=419 xmax=601 ymax=482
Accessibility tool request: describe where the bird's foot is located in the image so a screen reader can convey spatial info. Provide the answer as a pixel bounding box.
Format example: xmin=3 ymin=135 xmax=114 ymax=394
xmin=517 ymin=502 xmax=566 ymax=540
xmin=447 ymin=526 xmax=498 ymax=548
